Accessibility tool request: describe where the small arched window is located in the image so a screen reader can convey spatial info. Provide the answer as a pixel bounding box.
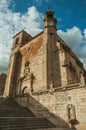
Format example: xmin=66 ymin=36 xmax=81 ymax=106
xmin=15 ymin=37 xmax=19 ymax=45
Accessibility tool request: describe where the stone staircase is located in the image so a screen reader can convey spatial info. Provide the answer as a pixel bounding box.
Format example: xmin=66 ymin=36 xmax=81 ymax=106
xmin=0 ymin=117 xmax=57 ymax=130
xmin=0 ymin=98 xmax=56 ymax=130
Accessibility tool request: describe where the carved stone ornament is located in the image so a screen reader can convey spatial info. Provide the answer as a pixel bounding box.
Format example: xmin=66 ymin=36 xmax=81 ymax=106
xmin=24 ymin=73 xmax=31 ymax=81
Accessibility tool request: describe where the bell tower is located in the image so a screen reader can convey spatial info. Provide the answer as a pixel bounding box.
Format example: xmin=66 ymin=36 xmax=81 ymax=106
xmin=43 ymin=9 xmax=57 ymax=31
xmin=43 ymin=9 xmax=61 ymax=89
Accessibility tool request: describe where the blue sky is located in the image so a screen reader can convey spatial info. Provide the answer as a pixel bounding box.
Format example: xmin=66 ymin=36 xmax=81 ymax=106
xmin=11 ymin=0 xmax=86 ymax=31
xmin=0 ymin=0 xmax=86 ymax=73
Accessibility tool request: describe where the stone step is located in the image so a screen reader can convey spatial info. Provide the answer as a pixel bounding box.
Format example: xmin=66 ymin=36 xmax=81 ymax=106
xmin=0 ymin=126 xmax=56 ymax=130
xmin=0 ymin=117 xmax=56 ymax=130
xmin=0 ymin=123 xmax=54 ymax=127
xmin=0 ymin=98 xmax=35 ymax=117
xmin=0 ymin=117 xmax=53 ymax=123
xmin=0 ymin=98 xmax=73 ymax=130
xmin=0 ymin=98 xmax=56 ymax=129
xmin=0 ymin=98 xmax=6 ymax=104
xmin=0 ymin=110 xmax=35 ymax=117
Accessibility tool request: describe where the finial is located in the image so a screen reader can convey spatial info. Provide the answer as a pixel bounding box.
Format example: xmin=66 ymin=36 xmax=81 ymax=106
xmin=47 ymin=6 xmax=52 ymax=11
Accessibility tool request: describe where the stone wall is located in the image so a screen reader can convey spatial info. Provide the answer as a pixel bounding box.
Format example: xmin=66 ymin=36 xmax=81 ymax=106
xmin=19 ymin=33 xmax=48 ymax=94
xmin=56 ymin=36 xmax=85 ymax=87
xmin=31 ymin=86 xmax=86 ymax=130
xmin=16 ymin=85 xmax=86 ymax=130
xmin=65 ymin=51 xmax=84 ymax=85
xmin=56 ymin=41 xmax=67 ymax=87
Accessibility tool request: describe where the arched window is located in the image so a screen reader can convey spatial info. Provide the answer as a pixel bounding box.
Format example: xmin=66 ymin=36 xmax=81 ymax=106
xmin=15 ymin=37 xmax=19 ymax=45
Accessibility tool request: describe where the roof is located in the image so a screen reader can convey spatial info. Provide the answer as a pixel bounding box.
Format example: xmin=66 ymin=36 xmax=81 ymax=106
xmin=13 ymin=30 xmax=32 ymax=38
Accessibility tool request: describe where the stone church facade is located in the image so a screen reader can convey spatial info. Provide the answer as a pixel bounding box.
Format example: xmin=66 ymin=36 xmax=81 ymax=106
xmin=4 ymin=9 xmax=86 ymax=130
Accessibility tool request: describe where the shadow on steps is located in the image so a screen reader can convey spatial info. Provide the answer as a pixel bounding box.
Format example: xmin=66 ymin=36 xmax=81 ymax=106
xmin=0 ymin=98 xmax=56 ymax=130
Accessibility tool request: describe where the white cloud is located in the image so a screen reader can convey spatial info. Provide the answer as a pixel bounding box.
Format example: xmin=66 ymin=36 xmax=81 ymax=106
xmin=84 ymin=29 xmax=86 ymax=39
xmin=32 ymin=0 xmax=48 ymax=5
xmin=0 ymin=0 xmax=43 ymax=73
xmin=58 ymin=26 xmax=83 ymax=50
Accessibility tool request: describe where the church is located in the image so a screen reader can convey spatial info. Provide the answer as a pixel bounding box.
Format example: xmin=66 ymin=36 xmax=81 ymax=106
xmin=3 ymin=9 xmax=86 ymax=130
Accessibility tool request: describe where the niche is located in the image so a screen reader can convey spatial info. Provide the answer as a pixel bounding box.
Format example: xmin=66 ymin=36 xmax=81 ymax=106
xmin=24 ymin=60 xmax=30 ymax=74
xmin=67 ymin=104 xmax=76 ymax=124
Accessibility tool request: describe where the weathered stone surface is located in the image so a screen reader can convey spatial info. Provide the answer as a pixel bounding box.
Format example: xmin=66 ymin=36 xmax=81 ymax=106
xmin=0 ymin=73 xmax=6 ymax=96
xmin=16 ymin=86 xmax=86 ymax=130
